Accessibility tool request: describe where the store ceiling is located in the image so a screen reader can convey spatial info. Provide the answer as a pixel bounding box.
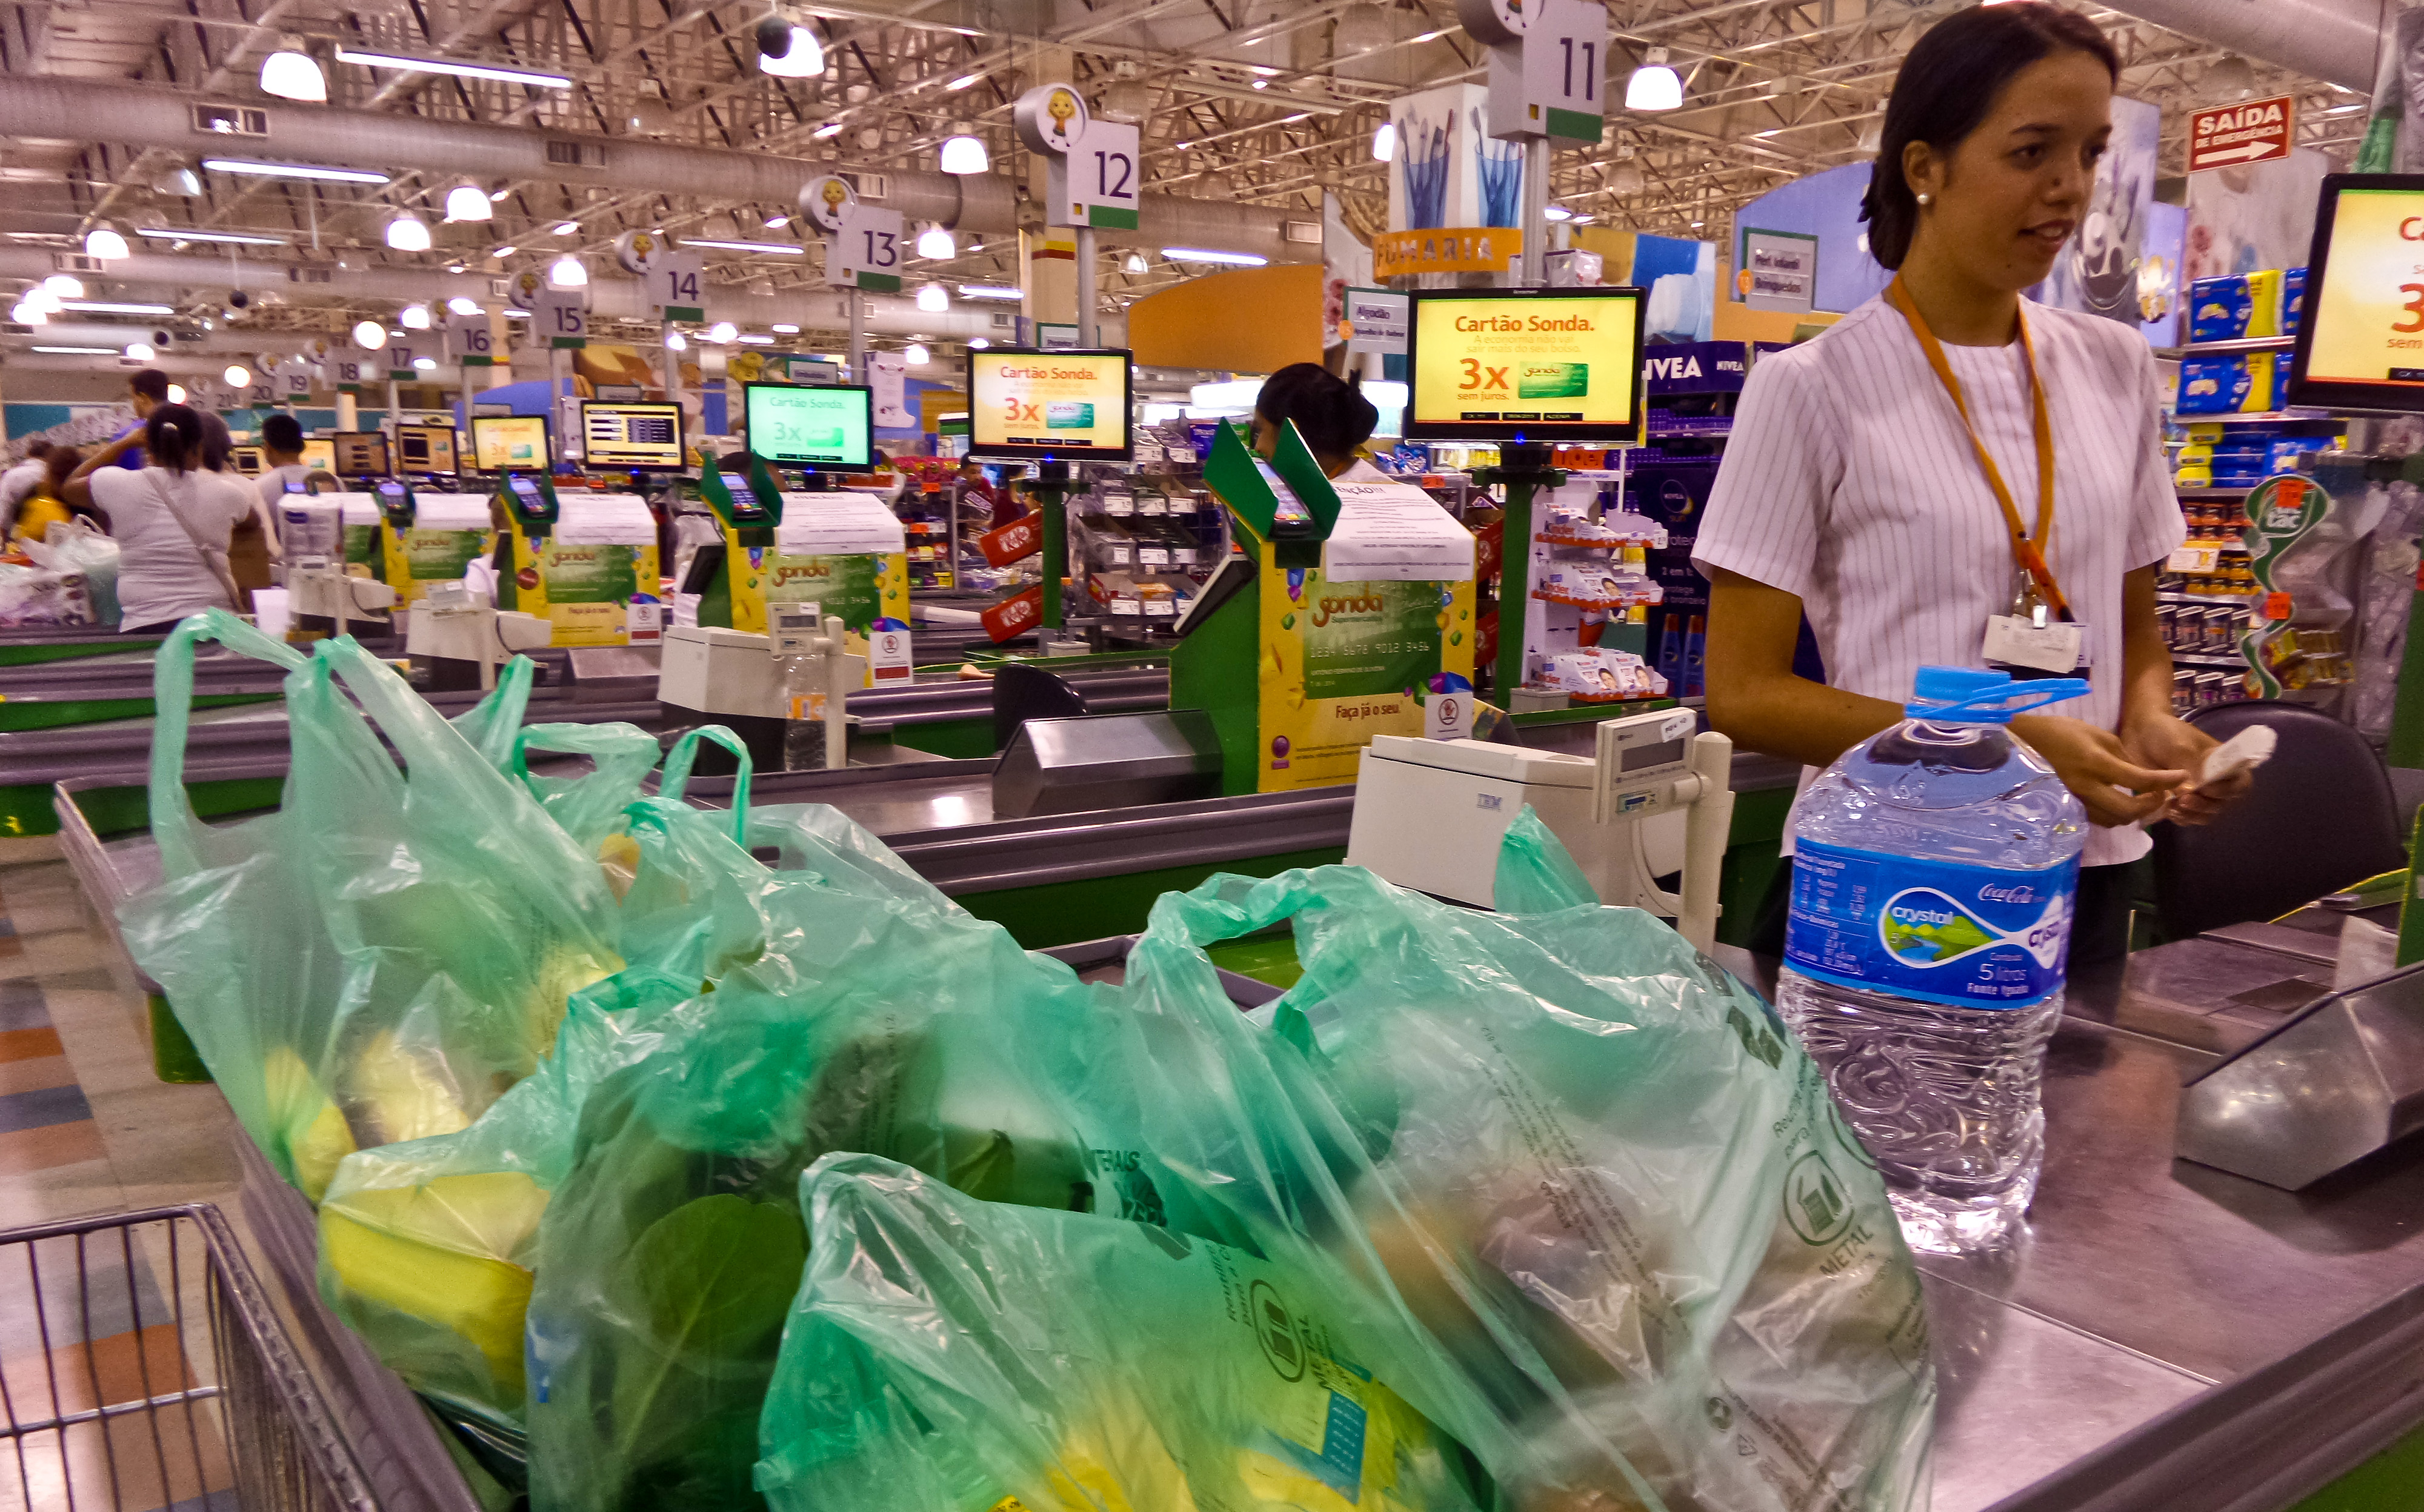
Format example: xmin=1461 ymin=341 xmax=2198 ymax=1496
xmin=0 ymin=0 xmax=2375 ymax=348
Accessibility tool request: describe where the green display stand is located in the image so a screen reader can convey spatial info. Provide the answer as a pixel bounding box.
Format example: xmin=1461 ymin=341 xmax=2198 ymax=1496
xmin=1172 ymin=419 xmax=1478 ymax=796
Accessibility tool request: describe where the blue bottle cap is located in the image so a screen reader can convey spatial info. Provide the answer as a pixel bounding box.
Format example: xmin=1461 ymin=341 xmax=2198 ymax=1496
xmin=1905 ymin=664 xmax=2091 ymax=724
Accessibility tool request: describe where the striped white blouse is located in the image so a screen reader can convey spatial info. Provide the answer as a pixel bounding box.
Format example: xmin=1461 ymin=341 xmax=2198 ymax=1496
xmin=1693 ymin=293 xmax=2187 ymax=867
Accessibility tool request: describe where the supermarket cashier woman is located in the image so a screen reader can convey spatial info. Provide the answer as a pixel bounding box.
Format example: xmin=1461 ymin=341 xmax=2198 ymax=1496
xmin=1696 ymin=1 xmax=2249 ymax=963
xmin=1253 ymin=364 xmax=1390 ymax=484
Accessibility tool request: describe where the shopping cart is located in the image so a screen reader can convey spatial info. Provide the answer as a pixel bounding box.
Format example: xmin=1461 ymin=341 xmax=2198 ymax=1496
xmin=0 ymin=1204 xmax=376 ymax=1512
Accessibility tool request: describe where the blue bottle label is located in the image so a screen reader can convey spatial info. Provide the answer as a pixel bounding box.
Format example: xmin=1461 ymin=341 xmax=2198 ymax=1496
xmin=1785 ymin=839 xmax=2081 ymax=1008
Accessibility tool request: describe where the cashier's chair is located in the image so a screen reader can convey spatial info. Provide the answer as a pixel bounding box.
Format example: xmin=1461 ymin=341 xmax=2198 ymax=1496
xmin=2150 ymin=701 xmax=2406 ymax=940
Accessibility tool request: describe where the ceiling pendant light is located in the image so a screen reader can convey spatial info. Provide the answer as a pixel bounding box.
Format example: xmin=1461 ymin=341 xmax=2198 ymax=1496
xmin=259 ymin=36 xmax=327 ymax=102
xmin=915 ymin=282 xmax=950 ymax=313
xmin=351 ymin=320 xmax=388 ymax=350
xmin=10 ymin=300 xmax=44 ymax=326
xmin=1123 ymin=250 xmax=1148 ymax=274
xmin=549 ymin=254 xmax=588 ymax=287
xmin=904 ymin=342 xmax=930 ymax=365
xmin=223 ymin=364 xmax=253 ymax=388
xmin=166 ymin=384 xmax=187 ymax=403
xmin=665 ymin=330 xmax=688 ymax=351
xmin=1626 ymin=47 xmax=1683 ymax=112
xmin=708 ymin=321 xmax=738 ymax=342
xmin=152 ymin=161 xmax=204 ymax=198
xmin=42 ymin=275 xmax=82 ymax=299
xmin=399 ymin=302 xmax=433 ymax=329
xmin=384 ymin=211 xmax=433 ymax=252
xmin=84 ymin=223 xmax=130 ymax=260
xmin=939 ymin=131 xmax=989 ymax=175
xmin=756 ymin=14 xmax=826 ymax=78
xmin=915 ymin=224 xmax=956 ymax=259
xmin=447 ymin=296 xmax=483 ymax=315
xmin=443 ymin=181 xmax=493 ymax=222
xmin=124 ymin=342 xmax=155 ymax=361
xmin=1371 ymin=121 xmax=1396 ymax=162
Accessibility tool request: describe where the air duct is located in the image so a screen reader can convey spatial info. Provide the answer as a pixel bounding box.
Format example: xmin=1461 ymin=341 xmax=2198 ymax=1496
xmin=0 ymin=247 xmax=1051 ymax=342
xmin=0 ymin=77 xmax=1311 ymax=262
xmin=2099 ymin=0 xmax=2383 ymax=93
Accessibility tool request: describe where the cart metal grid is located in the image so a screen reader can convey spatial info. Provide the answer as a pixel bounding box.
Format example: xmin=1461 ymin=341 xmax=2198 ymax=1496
xmin=0 ymin=1204 xmax=375 ymax=1512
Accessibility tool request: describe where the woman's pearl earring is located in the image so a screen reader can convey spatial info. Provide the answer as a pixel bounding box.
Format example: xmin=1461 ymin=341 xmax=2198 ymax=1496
xmin=1916 ymin=192 xmax=1933 ymax=206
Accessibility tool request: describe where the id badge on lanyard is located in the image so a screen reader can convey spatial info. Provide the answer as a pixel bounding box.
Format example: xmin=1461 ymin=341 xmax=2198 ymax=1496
xmin=1887 ymin=279 xmax=2091 ymax=675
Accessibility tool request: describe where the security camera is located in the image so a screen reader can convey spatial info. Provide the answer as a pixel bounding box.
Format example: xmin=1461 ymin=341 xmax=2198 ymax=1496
xmin=227 ymin=289 xmax=250 ymax=310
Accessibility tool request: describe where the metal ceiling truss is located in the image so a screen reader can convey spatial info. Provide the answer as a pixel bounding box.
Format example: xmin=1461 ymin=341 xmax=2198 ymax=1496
xmin=0 ymin=0 xmax=2368 ymax=345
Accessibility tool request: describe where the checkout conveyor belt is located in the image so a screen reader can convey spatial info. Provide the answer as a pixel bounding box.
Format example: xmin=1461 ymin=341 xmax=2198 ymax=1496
xmin=0 ymin=659 xmax=1179 ymax=833
xmin=48 ymin=750 xmax=2424 ymax=1512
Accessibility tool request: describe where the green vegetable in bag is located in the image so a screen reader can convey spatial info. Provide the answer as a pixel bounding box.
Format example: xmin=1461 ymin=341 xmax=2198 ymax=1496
xmin=523 ymin=838 xmax=1113 ymax=1512
xmin=1124 ymin=823 xmax=1935 ymax=1512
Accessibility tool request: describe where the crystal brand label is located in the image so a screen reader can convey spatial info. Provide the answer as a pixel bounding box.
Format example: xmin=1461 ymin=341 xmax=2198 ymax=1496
xmin=1516 ymin=362 xmax=1588 ymax=398
xmin=1044 ymin=400 xmax=1095 ymax=429
xmin=1784 ymin=839 xmax=2080 ymax=1008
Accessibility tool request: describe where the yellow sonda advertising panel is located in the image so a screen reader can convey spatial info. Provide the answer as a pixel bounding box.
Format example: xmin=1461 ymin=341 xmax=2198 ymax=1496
xmin=1406 ymin=288 xmax=1646 ymax=442
xmin=2294 ymin=178 xmax=2424 ymax=411
xmin=967 ymin=347 xmax=1134 ymax=460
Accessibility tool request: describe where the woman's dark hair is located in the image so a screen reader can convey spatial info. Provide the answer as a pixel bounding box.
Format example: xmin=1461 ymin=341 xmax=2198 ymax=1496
xmin=196 ymin=410 xmax=232 ymax=471
xmin=145 ymin=404 xmax=205 ymax=473
xmin=1256 ymin=362 xmax=1379 ymax=461
xmin=1862 ymin=1 xmax=2118 ymax=270
xmin=262 ymin=412 xmax=304 ymax=453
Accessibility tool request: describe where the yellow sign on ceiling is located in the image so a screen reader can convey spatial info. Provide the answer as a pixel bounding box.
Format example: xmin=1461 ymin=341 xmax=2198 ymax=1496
xmin=1373 ymin=228 xmax=1524 ymax=279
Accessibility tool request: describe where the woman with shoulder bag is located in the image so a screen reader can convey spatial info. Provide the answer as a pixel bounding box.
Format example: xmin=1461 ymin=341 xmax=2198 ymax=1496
xmin=64 ymin=404 xmax=255 ymax=633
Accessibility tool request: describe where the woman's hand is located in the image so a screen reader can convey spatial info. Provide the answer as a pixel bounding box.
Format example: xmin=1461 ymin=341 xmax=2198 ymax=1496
xmin=2010 ymin=713 xmax=2186 ymax=827
xmin=2123 ymin=711 xmax=2252 ymax=825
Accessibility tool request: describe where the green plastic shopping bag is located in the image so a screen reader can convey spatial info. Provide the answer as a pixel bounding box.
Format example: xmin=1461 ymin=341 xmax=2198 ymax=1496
xmin=119 ymin=618 xmax=608 ymax=1202
xmin=278 ymin=635 xmax=624 ymax=1150
xmin=521 ymin=914 xmax=1114 ymax=1512
xmin=754 ymin=1153 xmax=1500 ymax=1512
xmin=313 ymin=725 xmax=777 ymax=1445
xmin=1124 ymin=824 xmax=1936 ymax=1512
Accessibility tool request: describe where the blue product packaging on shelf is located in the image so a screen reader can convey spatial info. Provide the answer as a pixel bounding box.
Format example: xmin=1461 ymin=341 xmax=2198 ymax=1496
xmin=1629 ymin=460 xmax=1719 ymax=698
xmin=1642 ymin=341 xmax=1751 ymax=395
xmin=2271 ymin=354 xmax=2294 ymax=413
xmin=2177 ymin=355 xmax=2249 ymax=415
xmin=2283 ymin=267 xmax=2308 ymax=336
xmin=2188 ymin=276 xmax=2253 ymax=344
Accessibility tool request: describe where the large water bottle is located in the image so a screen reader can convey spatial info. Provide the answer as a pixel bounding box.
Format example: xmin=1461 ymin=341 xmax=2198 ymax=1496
xmin=1775 ymin=665 xmax=2092 ymax=1255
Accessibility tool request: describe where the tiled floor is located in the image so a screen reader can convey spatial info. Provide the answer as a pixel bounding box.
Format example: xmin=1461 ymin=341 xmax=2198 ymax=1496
xmin=0 ymin=845 xmax=244 ymax=1511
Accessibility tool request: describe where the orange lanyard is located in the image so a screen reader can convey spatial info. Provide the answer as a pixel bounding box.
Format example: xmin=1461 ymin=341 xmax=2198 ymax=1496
xmin=1885 ymin=276 xmax=2073 ymax=623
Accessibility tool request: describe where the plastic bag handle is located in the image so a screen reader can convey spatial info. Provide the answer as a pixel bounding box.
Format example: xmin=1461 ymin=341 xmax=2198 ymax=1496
xmin=511 ymin=721 xmax=665 ymax=844
xmin=150 ymin=608 xmax=311 ymax=880
xmin=658 ymin=726 xmax=753 ymax=845
xmin=451 ymin=655 xmax=537 ymax=772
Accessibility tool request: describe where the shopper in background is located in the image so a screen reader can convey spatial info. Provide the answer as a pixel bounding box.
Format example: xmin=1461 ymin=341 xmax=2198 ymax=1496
xmin=958 ymin=456 xmax=1021 ymax=530
xmin=199 ymin=410 xmax=279 ymax=604
xmin=255 ymin=413 xmax=314 ymax=505
xmin=0 ymin=442 xmax=52 ymax=535
xmin=1251 ymin=364 xmax=1385 ymax=482
xmin=13 ymin=445 xmax=85 ymax=545
xmin=1696 ymin=0 xmax=2249 ymax=962
xmin=62 ymin=404 xmax=254 ymax=633
xmin=81 ymin=368 xmax=171 ymax=473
